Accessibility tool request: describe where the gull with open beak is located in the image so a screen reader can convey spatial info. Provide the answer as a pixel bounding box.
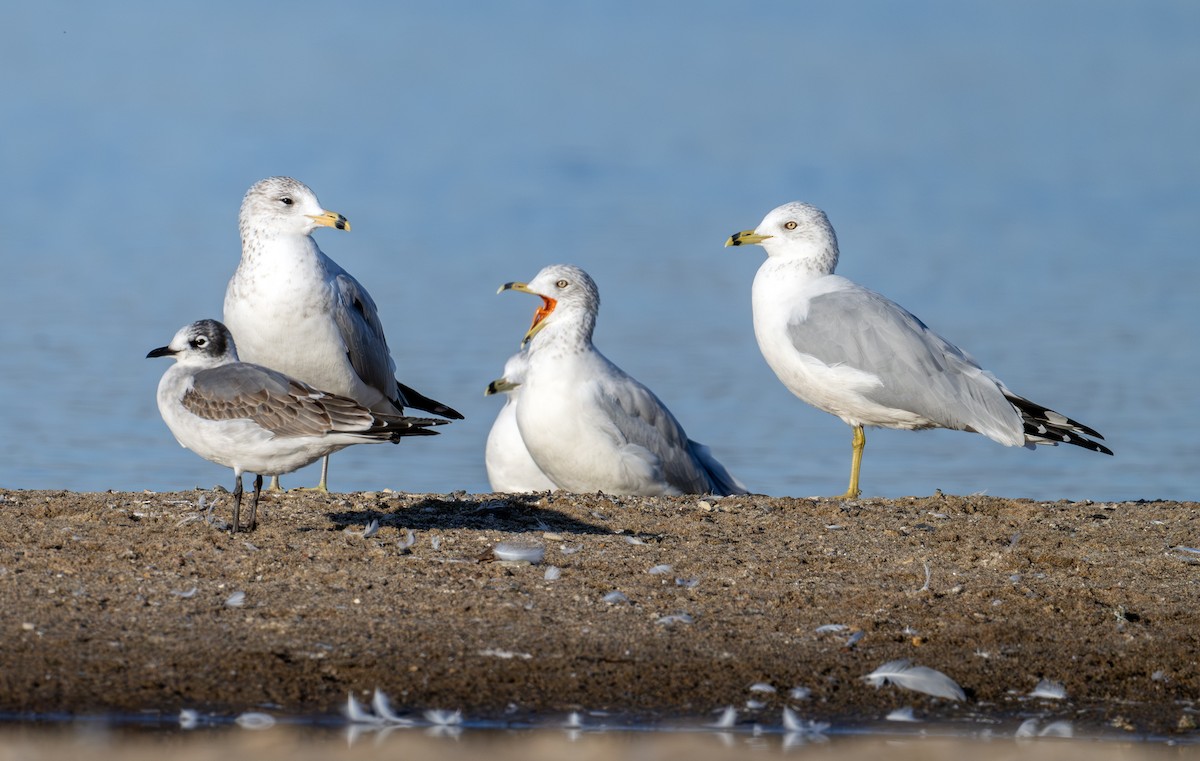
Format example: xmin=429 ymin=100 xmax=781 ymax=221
xmin=498 ymin=264 xmax=748 ymax=496
xmin=223 ymin=176 xmax=462 ymax=492
xmin=727 ymin=201 xmax=1111 ymax=499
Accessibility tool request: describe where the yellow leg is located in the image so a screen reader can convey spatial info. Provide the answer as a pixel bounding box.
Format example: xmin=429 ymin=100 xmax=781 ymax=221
xmin=837 ymin=425 xmax=865 ymax=499
xmin=292 ymin=456 xmax=330 ymax=493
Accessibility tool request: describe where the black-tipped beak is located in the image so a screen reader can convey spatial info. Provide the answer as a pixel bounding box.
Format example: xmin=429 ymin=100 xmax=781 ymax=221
xmin=725 ymin=229 xmax=772 ymax=247
xmin=485 ymin=378 xmax=520 ymax=396
xmin=309 ymin=210 xmax=351 ymax=231
xmin=146 ymin=346 xmax=175 ymax=359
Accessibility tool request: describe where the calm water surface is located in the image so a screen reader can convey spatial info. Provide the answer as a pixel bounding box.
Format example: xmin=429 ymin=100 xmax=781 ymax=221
xmin=1 ymin=2 xmax=1196 ymax=502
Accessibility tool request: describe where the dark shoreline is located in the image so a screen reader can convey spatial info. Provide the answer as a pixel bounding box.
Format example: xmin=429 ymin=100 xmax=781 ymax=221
xmin=0 ymin=489 xmax=1196 ymax=739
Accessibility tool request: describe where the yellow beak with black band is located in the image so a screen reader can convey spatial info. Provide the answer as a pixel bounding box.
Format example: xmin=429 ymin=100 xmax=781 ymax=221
xmin=484 ymin=377 xmax=520 ymax=396
xmin=498 ymin=281 xmax=558 ymax=345
xmin=725 ymin=230 xmax=772 ymax=247
xmin=308 ymin=210 xmax=351 ymax=231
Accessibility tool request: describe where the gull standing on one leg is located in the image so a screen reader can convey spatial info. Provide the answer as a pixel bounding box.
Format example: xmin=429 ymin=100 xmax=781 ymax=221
xmin=148 ymin=320 xmax=445 ymax=532
xmin=499 ymin=264 xmax=748 ymax=497
xmin=726 ymin=201 xmax=1111 ymax=499
xmin=483 ymin=350 xmax=557 ymax=493
xmin=223 ymin=176 xmax=462 ymax=491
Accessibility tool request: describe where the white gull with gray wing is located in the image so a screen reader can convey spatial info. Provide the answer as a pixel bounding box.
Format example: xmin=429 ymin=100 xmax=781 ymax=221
xmin=223 ymin=177 xmax=461 ymax=490
xmin=727 ymin=201 xmax=1111 ymax=499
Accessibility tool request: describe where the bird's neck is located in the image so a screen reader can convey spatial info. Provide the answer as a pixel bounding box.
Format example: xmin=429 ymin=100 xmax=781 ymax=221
xmin=238 ymin=230 xmax=321 ymax=269
xmin=177 ymin=353 xmax=235 ymax=372
xmin=527 ymin=315 xmax=595 ymax=359
xmin=765 ymin=241 xmax=839 ymax=277
xmin=752 ymin=256 xmax=837 ymax=329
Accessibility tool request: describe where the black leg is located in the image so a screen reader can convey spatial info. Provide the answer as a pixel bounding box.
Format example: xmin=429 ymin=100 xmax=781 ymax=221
xmin=248 ymin=474 xmax=263 ymax=531
xmin=231 ymin=474 xmax=243 ymax=534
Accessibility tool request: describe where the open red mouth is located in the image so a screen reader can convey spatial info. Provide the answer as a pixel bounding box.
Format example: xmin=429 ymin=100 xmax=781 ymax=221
xmin=529 ymin=295 xmax=557 ymax=333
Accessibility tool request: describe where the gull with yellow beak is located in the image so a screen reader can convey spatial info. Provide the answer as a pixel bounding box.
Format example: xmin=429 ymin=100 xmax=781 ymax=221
xmin=727 ymin=201 xmax=1111 ymax=499
xmin=223 ymin=176 xmax=461 ymax=491
xmin=498 ymin=264 xmax=748 ymax=496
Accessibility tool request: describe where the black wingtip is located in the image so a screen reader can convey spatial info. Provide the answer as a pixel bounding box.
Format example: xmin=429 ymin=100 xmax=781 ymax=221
xmin=395 ymin=381 xmax=465 ymax=420
xmin=1008 ymin=394 xmax=1110 ymax=455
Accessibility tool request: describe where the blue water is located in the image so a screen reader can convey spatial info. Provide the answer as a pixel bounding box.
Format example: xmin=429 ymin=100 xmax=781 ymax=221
xmin=2 ymin=2 xmax=1196 ymax=502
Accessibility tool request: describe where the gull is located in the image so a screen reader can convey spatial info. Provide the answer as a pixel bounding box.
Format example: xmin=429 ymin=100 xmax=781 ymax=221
xmin=223 ymin=176 xmax=461 ymax=491
xmin=499 ymin=264 xmax=748 ymax=496
xmin=726 ymin=201 xmax=1112 ymax=499
xmin=483 ymin=351 xmax=557 ymax=493
xmin=148 ymin=320 xmax=445 ymax=532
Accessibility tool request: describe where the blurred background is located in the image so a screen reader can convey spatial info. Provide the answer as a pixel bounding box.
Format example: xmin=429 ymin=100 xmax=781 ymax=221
xmin=1 ymin=1 xmax=1195 ymax=501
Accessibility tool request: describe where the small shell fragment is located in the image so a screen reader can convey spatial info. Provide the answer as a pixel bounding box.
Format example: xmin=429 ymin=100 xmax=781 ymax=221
xmin=887 ymin=706 xmax=920 ymax=722
xmin=493 ymin=542 xmax=545 ymax=564
xmin=656 ymin=612 xmax=693 ymax=625
xmin=235 ymin=712 xmax=275 ymax=730
xmin=1029 ymin=679 xmax=1067 ymax=700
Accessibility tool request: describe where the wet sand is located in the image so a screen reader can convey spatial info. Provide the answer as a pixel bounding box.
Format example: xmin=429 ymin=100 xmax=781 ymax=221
xmin=0 ymin=489 xmax=1196 ymax=740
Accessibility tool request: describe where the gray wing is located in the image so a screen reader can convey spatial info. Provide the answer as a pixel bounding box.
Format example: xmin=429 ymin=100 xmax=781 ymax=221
xmin=790 ymin=286 xmax=1022 ymax=437
xmin=592 ymin=356 xmax=728 ymax=494
xmin=183 ymin=363 xmax=379 ymax=438
xmin=329 ymin=268 xmax=401 ymax=408
xmin=330 ymin=266 xmax=464 ymax=420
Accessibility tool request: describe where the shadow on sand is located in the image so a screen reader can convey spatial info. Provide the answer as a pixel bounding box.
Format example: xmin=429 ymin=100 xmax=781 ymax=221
xmin=322 ymin=493 xmax=614 ymax=537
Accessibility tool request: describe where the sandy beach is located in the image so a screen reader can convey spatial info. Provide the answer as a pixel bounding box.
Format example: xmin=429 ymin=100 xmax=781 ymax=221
xmin=0 ymin=488 xmax=1196 ymax=740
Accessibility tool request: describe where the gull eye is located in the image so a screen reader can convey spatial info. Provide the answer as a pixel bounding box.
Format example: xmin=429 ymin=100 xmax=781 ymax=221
xmin=280 ymin=196 xmax=294 ymax=206
xmin=784 ymin=220 xmax=798 ymax=230
xmin=555 ymin=279 xmax=569 ymax=289
xmin=192 ymin=336 xmax=208 ymax=348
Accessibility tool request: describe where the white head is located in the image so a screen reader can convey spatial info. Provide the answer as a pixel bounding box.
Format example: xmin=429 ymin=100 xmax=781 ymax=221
xmin=726 ymin=201 xmax=840 ymax=275
xmin=146 ymin=319 xmax=239 ymax=367
xmin=238 ymin=176 xmax=350 ymax=242
xmin=499 ymin=264 xmax=601 ymax=348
